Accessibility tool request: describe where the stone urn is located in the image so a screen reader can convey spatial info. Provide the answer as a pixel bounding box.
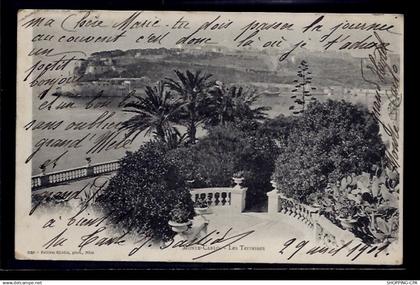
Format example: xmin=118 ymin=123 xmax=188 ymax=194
xmin=168 ymin=220 xmax=192 ymax=233
xmin=233 ymin=177 xmax=244 ymax=186
xmin=270 ymin=179 xmax=277 ymax=190
xmin=195 ymin=206 xmax=213 ymax=216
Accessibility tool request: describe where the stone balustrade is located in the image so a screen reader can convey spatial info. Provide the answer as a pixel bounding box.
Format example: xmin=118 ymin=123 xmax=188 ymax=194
xmin=31 ymin=160 xmax=120 ymax=190
xmin=267 ymin=180 xmax=360 ymax=247
xmin=190 ymin=177 xmax=247 ymax=214
xmin=190 ymin=187 xmax=233 ymax=207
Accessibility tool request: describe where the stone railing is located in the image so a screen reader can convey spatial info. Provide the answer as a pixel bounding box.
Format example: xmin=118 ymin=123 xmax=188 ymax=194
xmin=267 ymin=180 xmax=360 ymax=247
xmin=190 ymin=177 xmax=247 ymax=214
xmin=31 ymin=160 xmax=120 ymax=190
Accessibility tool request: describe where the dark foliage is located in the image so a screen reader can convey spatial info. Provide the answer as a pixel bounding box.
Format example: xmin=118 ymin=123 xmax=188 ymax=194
xmin=98 ymin=141 xmax=195 ymax=241
xmin=274 ymin=100 xmax=385 ymax=203
xmin=169 ymin=123 xmax=279 ymax=209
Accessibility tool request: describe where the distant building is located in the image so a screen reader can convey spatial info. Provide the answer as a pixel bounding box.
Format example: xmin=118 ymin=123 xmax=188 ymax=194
xmin=57 ymin=80 xmax=130 ymax=97
xmin=85 ymin=62 xmax=111 ymax=75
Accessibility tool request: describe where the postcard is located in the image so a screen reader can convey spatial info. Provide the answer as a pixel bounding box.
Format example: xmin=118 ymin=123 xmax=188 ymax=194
xmin=15 ymin=10 xmax=403 ymax=264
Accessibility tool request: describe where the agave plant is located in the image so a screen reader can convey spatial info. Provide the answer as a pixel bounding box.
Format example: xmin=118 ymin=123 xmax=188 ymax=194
xmin=289 ymin=60 xmax=317 ymax=115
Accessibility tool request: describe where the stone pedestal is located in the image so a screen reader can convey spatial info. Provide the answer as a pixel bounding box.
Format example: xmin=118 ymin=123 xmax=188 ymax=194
xmin=40 ymin=175 xmax=49 ymax=187
xmin=267 ymin=190 xmax=280 ymax=215
xmin=231 ymin=185 xmax=247 ymax=213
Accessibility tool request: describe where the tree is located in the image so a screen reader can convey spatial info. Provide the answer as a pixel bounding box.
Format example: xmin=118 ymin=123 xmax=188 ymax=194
xmin=169 ymin=123 xmax=279 ymax=209
xmin=274 ymin=100 xmax=385 ymax=203
xmin=258 ymin=114 xmax=297 ymax=143
xmin=165 ymin=70 xmax=215 ymax=144
xmin=289 ymin=60 xmax=317 ymax=115
xmin=205 ymin=83 xmax=270 ymax=127
xmin=120 ymin=82 xmax=185 ymax=144
xmin=98 ymin=141 xmax=195 ymax=241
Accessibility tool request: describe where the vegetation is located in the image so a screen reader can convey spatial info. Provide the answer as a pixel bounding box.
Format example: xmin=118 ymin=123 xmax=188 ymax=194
xmin=193 ymin=197 xmax=209 ymax=209
xmin=97 ymin=141 xmax=195 ymax=241
xmin=168 ymin=123 xmax=279 ymax=209
xmin=120 ymin=82 xmax=185 ymax=144
xmin=289 ymin=60 xmax=317 ymax=114
xmin=120 ymin=70 xmax=271 ymax=148
xmin=308 ymin=169 xmax=399 ymax=245
xmin=273 ymin=100 xmax=385 ymax=202
xmin=102 ymin=66 xmax=394 ymax=243
xmin=164 ymin=70 xmax=216 ymax=144
xmin=169 ymin=202 xmax=193 ymax=224
xmin=204 ymin=84 xmax=270 ymax=127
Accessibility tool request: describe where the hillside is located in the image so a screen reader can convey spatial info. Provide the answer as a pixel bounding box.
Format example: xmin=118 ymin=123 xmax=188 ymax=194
xmin=77 ymin=47 xmax=400 ymax=89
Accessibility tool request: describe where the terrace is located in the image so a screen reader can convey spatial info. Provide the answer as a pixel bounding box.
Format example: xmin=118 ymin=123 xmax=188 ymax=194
xmin=32 ymin=161 xmax=359 ymax=248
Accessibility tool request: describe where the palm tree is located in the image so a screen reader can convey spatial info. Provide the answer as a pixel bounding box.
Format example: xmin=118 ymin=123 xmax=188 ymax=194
xmin=205 ymin=83 xmax=270 ymax=127
xmin=164 ymin=70 xmax=215 ymax=144
xmin=120 ymin=82 xmax=185 ymax=143
xmin=162 ymin=127 xmax=189 ymax=149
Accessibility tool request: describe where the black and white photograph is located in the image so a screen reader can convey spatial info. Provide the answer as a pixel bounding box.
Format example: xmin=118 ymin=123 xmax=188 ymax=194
xmin=15 ymin=10 xmax=403 ymax=264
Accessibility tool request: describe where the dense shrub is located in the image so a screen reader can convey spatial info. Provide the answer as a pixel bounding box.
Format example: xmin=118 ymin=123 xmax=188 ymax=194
xmin=273 ymin=100 xmax=385 ymax=203
xmin=98 ymin=141 xmax=195 ymax=241
xmin=258 ymin=114 xmax=297 ymax=142
xmin=169 ymin=123 xmax=279 ymax=209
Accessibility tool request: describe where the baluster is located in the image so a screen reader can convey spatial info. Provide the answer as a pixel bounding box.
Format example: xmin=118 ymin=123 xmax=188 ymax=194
xmin=303 ymin=208 xmax=308 ymax=224
xmin=288 ymin=201 xmax=292 ymax=214
xmin=298 ymin=205 xmax=303 ymax=220
xmin=296 ymin=203 xmax=300 ymax=217
xmin=206 ymin=193 xmax=211 ymax=206
xmin=214 ymin=192 xmax=220 ymax=206
xmin=200 ymin=193 xmax=206 ymax=201
xmin=208 ymin=193 xmax=214 ymax=206
xmin=227 ymin=192 xmax=231 ymax=205
xmin=284 ymin=200 xmax=289 ymax=214
xmin=285 ymin=201 xmax=290 ymax=214
xmin=221 ymin=192 xmax=226 ymax=206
